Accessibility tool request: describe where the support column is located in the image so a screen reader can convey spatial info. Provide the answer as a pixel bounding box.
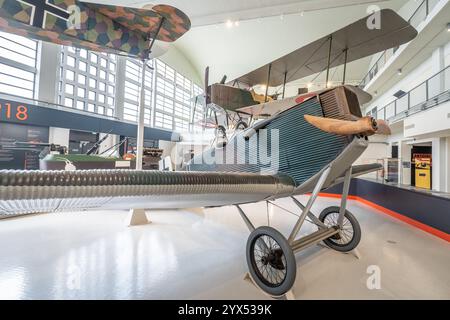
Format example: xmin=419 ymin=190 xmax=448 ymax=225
xmin=136 ymin=60 xmax=148 ymax=170
xmin=431 ymin=46 xmax=445 ymax=93
xmin=400 ymin=140 xmax=412 ymax=186
xmin=37 ymin=42 xmax=59 ymax=103
xmin=431 ymin=137 xmax=446 ymax=192
xmin=446 ymin=137 xmax=450 ymax=193
xmin=114 ymin=56 xmax=127 ymax=121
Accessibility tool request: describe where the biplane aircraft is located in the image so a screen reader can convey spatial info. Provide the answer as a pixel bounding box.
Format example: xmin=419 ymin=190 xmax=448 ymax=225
xmin=193 ymin=9 xmax=415 ymax=146
xmin=0 ymin=4 xmax=417 ymax=298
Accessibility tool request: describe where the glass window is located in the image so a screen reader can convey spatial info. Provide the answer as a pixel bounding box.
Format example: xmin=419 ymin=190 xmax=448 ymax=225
xmin=65 ymin=83 xmax=74 ymax=95
xmin=66 ymin=70 xmax=75 ymax=81
xmin=58 ymin=46 xmax=117 ymax=116
xmin=78 ymin=74 xmax=86 ymax=85
xmin=123 ymin=59 xmax=153 ymax=124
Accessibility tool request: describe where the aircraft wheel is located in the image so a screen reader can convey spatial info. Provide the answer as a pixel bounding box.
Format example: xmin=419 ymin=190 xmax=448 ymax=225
xmin=246 ymin=227 xmax=296 ymax=297
xmin=215 ymin=125 xmax=227 ymax=137
xmin=235 ymin=121 xmax=248 ymax=131
xmin=215 ymin=125 xmax=228 ymax=148
xmin=319 ymin=206 xmax=361 ymax=252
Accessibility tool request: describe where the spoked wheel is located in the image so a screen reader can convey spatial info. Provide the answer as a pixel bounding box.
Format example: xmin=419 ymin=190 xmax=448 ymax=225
xmin=319 ymin=206 xmax=361 ymax=252
xmin=246 ymin=227 xmax=296 ymax=297
xmin=215 ymin=125 xmax=228 ymax=148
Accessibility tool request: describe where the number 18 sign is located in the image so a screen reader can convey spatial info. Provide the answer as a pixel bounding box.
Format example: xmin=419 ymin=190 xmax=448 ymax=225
xmin=0 ymin=100 xmax=30 ymax=122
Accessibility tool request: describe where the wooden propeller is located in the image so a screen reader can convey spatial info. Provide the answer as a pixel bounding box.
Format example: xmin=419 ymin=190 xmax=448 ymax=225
xmin=304 ymin=115 xmax=391 ymax=136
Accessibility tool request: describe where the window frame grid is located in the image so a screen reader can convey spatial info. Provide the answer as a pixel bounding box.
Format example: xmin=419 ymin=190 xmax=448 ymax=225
xmin=123 ymin=59 xmax=154 ymax=125
xmin=0 ymin=32 xmax=38 ymax=99
xmin=58 ymin=47 xmax=117 ymax=117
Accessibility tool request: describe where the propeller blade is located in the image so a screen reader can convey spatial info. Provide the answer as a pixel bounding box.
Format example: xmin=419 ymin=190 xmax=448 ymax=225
xmin=373 ymin=119 xmax=391 ymax=135
xmin=304 ymin=115 xmax=391 ymax=136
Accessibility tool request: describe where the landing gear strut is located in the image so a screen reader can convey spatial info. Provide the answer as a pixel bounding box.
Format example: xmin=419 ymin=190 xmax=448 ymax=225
xmin=237 ymin=166 xmax=361 ymax=298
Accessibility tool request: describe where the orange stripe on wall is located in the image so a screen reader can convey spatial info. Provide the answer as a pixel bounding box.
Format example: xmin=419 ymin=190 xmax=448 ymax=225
xmin=317 ymin=193 xmax=450 ymax=243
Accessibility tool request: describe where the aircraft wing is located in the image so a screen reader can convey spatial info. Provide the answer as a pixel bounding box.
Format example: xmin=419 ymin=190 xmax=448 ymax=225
xmin=0 ymin=1 xmax=190 ymax=59
xmin=230 ymin=9 xmax=417 ymax=87
xmin=0 ymin=170 xmax=295 ymax=215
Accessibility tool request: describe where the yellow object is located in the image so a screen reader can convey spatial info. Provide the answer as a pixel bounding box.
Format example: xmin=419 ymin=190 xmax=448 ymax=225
xmin=415 ymin=160 xmax=431 ymax=189
xmin=250 ymin=89 xmax=274 ymax=103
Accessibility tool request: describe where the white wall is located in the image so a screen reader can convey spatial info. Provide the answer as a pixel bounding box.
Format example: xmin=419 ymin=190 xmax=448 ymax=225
xmin=364 ymin=41 xmax=450 ymax=114
xmin=403 ymin=101 xmax=450 ymax=137
xmin=159 ymin=45 xmax=202 ymax=86
xmin=364 ymin=54 xmax=435 ymax=113
xmin=98 ymin=134 xmax=120 ymax=156
xmin=49 ymin=127 xmax=70 ymax=147
xmin=359 ymin=41 xmax=450 ymax=191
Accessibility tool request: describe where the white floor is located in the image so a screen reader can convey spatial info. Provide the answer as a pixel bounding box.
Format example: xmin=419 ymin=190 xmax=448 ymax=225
xmin=0 ymin=196 xmax=449 ymax=300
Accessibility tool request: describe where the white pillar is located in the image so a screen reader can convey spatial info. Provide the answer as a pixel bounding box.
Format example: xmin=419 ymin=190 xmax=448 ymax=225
xmin=400 ymin=140 xmax=412 ymax=186
xmin=136 ymin=60 xmax=147 ymax=170
xmin=431 ymin=137 xmax=446 ymax=192
xmin=37 ymin=42 xmax=59 ymax=103
xmin=446 ymin=137 xmax=450 ymax=193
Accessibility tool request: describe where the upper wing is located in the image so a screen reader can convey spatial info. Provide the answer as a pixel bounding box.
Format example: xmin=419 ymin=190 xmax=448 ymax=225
xmin=0 ymin=1 xmax=190 ymax=59
xmin=230 ymin=9 xmax=417 ymax=87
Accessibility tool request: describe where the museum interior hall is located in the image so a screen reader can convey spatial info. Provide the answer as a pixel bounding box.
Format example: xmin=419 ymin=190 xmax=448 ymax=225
xmin=0 ymin=0 xmax=449 ymax=301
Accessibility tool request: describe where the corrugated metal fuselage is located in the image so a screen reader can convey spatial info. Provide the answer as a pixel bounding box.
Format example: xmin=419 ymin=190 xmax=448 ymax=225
xmin=0 ymin=87 xmax=367 ymax=215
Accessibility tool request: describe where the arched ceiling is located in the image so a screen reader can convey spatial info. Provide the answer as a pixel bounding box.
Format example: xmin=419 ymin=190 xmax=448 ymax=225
xmin=86 ymin=0 xmax=408 ymax=93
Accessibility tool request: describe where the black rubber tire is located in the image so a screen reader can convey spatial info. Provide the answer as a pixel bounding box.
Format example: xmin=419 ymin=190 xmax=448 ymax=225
xmin=215 ymin=125 xmax=227 ymax=137
xmin=215 ymin=125 xmax=228 ymax=148
xmin=246 ymin=227 xmax=296 ymax=297
xmin=319 ymin=206 xmax=361 ymax=252
xmin=235 ymin=121 xmax=248 ymax=131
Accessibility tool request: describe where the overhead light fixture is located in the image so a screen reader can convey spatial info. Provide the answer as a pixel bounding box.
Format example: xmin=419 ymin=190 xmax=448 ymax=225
xmin=397 ymin=68 xmax=403 ymax=75
xmin=234 ymin=20 xmax=240 ymax=27
xmin=307 ymin=82 xmax=313 ymax=88
xmin=226 ymin=20 xmax=233 ymax=28
xmin=447 ymin=23 xmax=450 ymax=32
xmin=393 ymin=90 xmax=407 ymax=99
xmin=327 ymin=81 xmax=333 ymax=88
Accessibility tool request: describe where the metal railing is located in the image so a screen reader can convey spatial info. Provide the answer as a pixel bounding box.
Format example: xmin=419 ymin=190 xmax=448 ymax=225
xmin=371 ymin=65 xmax=450 ymax=122
xmin=359 ymin=0 xmax=441 ymax=88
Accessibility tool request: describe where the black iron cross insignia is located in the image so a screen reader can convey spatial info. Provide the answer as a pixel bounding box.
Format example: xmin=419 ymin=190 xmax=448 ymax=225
xmin=18 ymin=0 xmax=70 ymax=28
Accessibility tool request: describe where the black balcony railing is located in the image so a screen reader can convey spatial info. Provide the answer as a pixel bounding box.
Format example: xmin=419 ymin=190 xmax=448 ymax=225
xmin=370 ymin=66 xmax=450 ymax=122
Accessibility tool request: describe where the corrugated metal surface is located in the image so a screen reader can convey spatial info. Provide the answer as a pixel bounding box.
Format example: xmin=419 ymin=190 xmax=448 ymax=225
xmin=0 ymin=170 xmax=295 ymax=215
xmin=188 ymin=97 xmax=350 ymax=186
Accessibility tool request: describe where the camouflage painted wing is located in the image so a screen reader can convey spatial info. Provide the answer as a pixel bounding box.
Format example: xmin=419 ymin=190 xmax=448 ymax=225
xmin=0 ymin=0 xmax=191 ymax=59
xmin=83 ymin=3 xmax=191 ymax=43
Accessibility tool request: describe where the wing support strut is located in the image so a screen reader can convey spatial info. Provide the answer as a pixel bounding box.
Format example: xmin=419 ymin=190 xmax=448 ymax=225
xmin=264 ymin=64 xmax=272 ymax=103
xmin=325 ymin=36 xmax=333 ymax=87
